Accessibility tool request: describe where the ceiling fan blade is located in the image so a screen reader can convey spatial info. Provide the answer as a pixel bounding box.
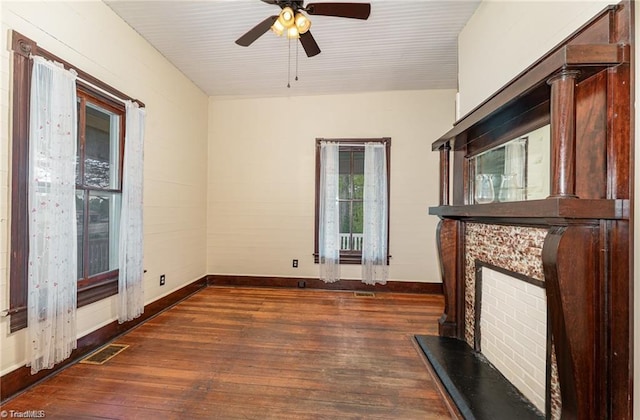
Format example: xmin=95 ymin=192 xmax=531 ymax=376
xmin=260 ymin=0 xmax=279 ymax=4
xmin=235 ymin=15 xmax=278 ymax=47
xmin=306 ymin=2 xmax=371 ymax=19
xmin=299 ymin=31 xmax=321 ymax=57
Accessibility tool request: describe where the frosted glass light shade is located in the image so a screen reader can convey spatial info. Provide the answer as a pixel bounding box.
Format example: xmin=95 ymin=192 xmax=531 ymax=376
xmin=278 ymin=7 xmax=295 ymax=27
xmin=271 ymin=19 xmax=286 ymax=36
xmin=287 ymin=26 xmax=300 ymax=39
xmin=295 ymin=13 xmax=311 ymax=34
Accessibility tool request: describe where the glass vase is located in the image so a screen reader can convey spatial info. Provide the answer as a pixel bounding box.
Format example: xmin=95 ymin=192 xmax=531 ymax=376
xmin=474 ymin=174 xmax=495 ymax=204
xmin=498 ymin=173 xmax=519 ymax=202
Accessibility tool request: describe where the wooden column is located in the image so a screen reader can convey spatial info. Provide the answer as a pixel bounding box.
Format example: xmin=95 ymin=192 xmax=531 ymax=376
xmin=547 ymin=70 xmax=580 ymax=198
xmin=439 ymin=144 xmax=450 ymax=206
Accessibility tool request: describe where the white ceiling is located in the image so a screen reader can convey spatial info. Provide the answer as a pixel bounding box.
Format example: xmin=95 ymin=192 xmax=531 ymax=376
xmin=105 ymin=0 xmax=480 ymax=99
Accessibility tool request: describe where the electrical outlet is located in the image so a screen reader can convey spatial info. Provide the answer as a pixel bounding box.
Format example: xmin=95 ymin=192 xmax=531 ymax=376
xmin=160 ymin=274 xmax=166 ymax=286
xmin=292 ymin=259 xmax=298 ymax=268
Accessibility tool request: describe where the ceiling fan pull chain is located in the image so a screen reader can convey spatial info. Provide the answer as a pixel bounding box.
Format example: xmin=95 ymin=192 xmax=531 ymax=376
xmin=287 ymin=37 xmax=291 ymax=88
xmin=295 ymin=41 xmax=299 ymax=81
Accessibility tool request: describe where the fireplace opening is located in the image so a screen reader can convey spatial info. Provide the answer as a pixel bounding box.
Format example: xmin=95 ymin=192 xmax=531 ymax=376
xmin=475 ymin=264 xmax=548 ymax=413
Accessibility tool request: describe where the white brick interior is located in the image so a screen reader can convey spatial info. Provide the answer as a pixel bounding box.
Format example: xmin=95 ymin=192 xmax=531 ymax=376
xmin=480 ymin=267 xmax=547 ymax=413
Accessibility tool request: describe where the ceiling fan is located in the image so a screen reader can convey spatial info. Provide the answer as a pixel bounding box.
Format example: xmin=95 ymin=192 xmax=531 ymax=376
xmin=235 ymin=0 xmax=371 ymax=57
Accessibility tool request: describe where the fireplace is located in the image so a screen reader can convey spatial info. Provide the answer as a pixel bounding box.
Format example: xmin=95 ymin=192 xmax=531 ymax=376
xmin=421 ymin=3 xmax=632 ymax=419
xmin=467 ymin=223 xmax=558 ymax=418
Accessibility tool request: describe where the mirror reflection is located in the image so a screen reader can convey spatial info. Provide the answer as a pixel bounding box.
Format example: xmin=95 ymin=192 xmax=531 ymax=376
xmin=471 ymin=125 xmax=550 ymax=203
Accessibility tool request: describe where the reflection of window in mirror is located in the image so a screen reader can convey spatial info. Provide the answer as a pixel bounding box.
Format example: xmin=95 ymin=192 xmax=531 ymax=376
xmin=525 ymin=125 xmax=550 ymax=200
xmin=471 ymin=124 xmax=550 ymax=203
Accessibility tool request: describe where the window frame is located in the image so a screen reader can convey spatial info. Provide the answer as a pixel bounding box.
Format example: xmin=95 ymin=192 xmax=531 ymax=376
xmin=313 ymin=137 xmax=391 ymax=265
xmin=8 ymin=31 xmax=143 ymax=332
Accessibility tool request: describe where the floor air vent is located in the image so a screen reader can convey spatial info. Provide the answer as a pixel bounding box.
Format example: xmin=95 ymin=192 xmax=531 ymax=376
xmin=354 ymin=291 xmax=375 ymax=298
xmin=80 ymin=344 xmax=129 ymax=365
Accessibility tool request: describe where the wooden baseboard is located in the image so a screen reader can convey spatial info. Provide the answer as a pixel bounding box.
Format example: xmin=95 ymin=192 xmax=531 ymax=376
xmin=0 ymin=276 xmax=208 ymax=403
xmin=207 ymin=274 xmax=443 ymax=294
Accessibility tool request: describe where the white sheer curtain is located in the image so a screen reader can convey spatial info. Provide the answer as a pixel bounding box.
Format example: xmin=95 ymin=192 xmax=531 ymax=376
xmin=319 ymin=142 xmax=340 ymax=283
xmin=362 ymin=143 xmax=388 ymax=285
xmin=118 ymin=101 xmax=146 ymax=323
xmin=27 ymin=56 xmax=78 ymax=374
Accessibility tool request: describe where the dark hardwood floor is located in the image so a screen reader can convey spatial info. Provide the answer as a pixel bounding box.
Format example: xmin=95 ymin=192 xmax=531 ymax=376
xmin=1 ymin=287 xmax=453 ymax=419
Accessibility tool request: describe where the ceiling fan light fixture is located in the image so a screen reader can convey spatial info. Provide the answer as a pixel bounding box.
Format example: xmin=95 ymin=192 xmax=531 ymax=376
xmin=278 ymin=7 xmax=295 ymax=27
xmin=294 ymin=13 xmax=311 ymax=34
xmin=286 ymin=26 xmax=300 ymax=39
xmin=271 ymin=19 xmax=286 ymax=36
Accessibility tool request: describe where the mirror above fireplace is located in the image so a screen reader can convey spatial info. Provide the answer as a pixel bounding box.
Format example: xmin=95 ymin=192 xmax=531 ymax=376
xmin=470 ymin=124 xmax=550 ymax=204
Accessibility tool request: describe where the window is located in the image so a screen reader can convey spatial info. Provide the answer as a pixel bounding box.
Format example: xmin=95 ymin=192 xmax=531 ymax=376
xmin=76 ymin=90 xmax=125 ymax=290
xmin=338 ymin=147 xmax=364 ymax=255
xmin=314 ymin=138 xmax=391 ymax=265
xmin=8 ymin=31 xmax=141 ymax=331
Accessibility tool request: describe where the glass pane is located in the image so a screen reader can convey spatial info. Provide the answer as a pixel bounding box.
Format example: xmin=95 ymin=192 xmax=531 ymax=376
xmin=76 ymin=191 xmax=85 ymax=279
xmin=352 ymin=201 xmax=364 ymax=252
xmin=84 ymin=103 xmax=120 ymax=189
xmin=87 ymin=192 xmax=120 ymax=277
xmin=352 ymin=201 xmax=363 ymax=234
xmin=339 ymin=175 xmax=351 ymax=199
xmin=353 ymin=174 xmax=364 ymax=199
xmin=339 ymin=151 xmax=351 ymax=175
xmin=339 ymin=201 xmax=351 ymax=250
xmin=353 ymin=151 xmax=364 ymax=174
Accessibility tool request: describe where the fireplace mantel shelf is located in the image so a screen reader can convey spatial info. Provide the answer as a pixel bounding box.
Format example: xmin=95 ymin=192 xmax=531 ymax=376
xmin=429 ymin=198 xmax=628 ymax=221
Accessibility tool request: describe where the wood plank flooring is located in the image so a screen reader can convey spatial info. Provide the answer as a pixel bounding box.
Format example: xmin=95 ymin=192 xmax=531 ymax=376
xmin=1 ymin=287 xmax=452 ymax=419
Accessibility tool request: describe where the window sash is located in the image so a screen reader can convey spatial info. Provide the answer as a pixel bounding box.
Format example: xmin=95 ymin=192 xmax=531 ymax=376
xmin=76 ymin=91 xmax=124 ymax=286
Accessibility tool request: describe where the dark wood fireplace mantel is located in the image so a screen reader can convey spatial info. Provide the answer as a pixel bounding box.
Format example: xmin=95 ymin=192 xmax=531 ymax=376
xmin=425 ymin=2 xmax=633 ymax=419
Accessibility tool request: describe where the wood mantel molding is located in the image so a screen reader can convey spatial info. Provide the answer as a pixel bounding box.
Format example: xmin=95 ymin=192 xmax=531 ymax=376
xmin=436 ymin=219 xmax=463 ymax=338
xmin=429 ymin=198 xmax=628 ymax=222
xmin=542 ymin=225 xmax=600 ymax=419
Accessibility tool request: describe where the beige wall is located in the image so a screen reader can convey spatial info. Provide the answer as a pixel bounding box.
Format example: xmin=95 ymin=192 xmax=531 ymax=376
xmin=0 ymin=1 xmax=209 ymax=375
xmin=459 ymin=0 xmax=636 ymax=414
xmin=458 ymin=0 xmax=611 ymax=116
xmin=208 ymin=90 xmax=455 ymax=283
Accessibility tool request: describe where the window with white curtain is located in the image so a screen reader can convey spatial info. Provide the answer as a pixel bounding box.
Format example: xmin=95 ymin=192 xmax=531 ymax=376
xmin=314 ymin=138 xmax=390 ymax=280
xmin=8 ymin=31 xmax=144 ymax=332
